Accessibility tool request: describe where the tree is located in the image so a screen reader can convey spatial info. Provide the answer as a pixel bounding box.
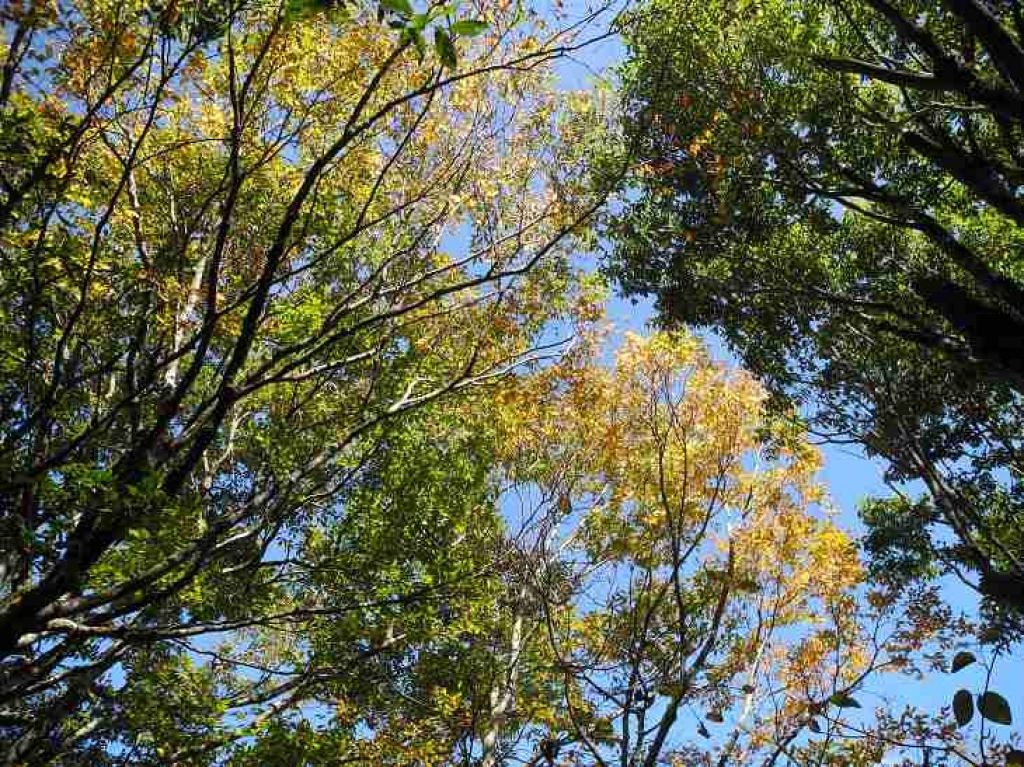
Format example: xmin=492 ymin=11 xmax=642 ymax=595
xmin=0 ymin=0 xmax=610 ymax=759
xmin=465 ymin=330 xmax=977 ymax=766
xmin=602 ymin=0 xmax=1024 ymax=632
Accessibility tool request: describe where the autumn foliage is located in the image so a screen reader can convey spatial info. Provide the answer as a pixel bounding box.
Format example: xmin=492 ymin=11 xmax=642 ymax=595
xmin=0 ymin=0 xmax=1020 ymax=763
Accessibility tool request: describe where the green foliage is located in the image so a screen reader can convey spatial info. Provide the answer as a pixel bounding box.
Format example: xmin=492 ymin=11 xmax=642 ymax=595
xmin=5 ymin=0 xmax=1021 ymax=762
xmin=450 ymin=19 xmax=487 ymax=36
xmin=829 ymin=692 xmax=862 ymax=709
xmin=602 ymin=0 xmax=1024 ymax=639
xmin=380 ymin=0 xmax=414 ymax=15
xmin=377 ymin=0 xmax=488 ymax=67
xmin=859 ymin=496 xmax=941 ymax=587
xmin=0 ymin=0 xmax=589 ymax=761
xmin=434 ymin=27 xmax=457 ymax=68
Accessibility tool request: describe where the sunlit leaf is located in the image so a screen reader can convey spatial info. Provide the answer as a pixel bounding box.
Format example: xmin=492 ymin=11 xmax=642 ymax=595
xmin=451 ymin=19 xmax=488 ymax=36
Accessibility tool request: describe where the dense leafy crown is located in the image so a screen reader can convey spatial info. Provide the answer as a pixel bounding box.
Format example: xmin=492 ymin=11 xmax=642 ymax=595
xmin=1 ymin=0 xmax=1021 ymax=762
xmin=602 ymin=0 xmax=1024 ymax=636
xmin=0 ymin=0 xmax=601 ymax=759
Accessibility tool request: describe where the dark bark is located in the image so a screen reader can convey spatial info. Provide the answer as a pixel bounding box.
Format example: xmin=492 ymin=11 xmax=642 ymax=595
xmin=912 ymin=276 xmax=1024 ymax=393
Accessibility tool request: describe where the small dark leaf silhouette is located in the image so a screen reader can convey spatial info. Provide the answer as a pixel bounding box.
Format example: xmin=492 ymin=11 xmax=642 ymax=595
xmin=706 ymin=709 xmax=724 ymax=723
xmin=978 ymin=692 xmax=1012 ymax=725
xmin=953 ymin=689 xmax=973 ymax=727
xmin=808 ymin=718 xmax=822 ymax=734
xmin=829 ymin=692 xmax=861 ymax=709
xmin=950 ymin=651 xmax=976 ymax=673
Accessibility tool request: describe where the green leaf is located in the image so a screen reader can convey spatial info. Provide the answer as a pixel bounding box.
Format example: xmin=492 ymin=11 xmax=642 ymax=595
xmin=380 ymin=0 xmax=414 ymax=17
xmin=953 ymin=689 xmax=974 ymax=727
xmin=400 ymin=28 xmax=426 ymax=60
xmin=284 ymin=0 xmax=315 ymax=21
xmin=427 ymin=2 xmax=459 ymax=21
xmin=950 ymin=651 xmax=976 ymax=673
xmin=591 ymin=717 xmax=616 ymax=743
xmin=978 ymin=692 xmax=1012 ymax=725
xmin=828 ymin=692 xmax=861 ymax=709
xmin=408 ymin=11 xmax=430 ymax=31
xmin=434 ymin=28 xmax=457 ymax=68
xmin=450 ymin=19 xmax=488 ymax=36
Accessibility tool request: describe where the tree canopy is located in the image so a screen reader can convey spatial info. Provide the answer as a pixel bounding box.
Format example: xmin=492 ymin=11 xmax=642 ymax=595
xmin=1 ymin=0 xmax=1022 ymax=763
xmin=602 ymin=0 xmax=1024 ymax=637
xmin=0 ymin=0 xmax=603 ymax=758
